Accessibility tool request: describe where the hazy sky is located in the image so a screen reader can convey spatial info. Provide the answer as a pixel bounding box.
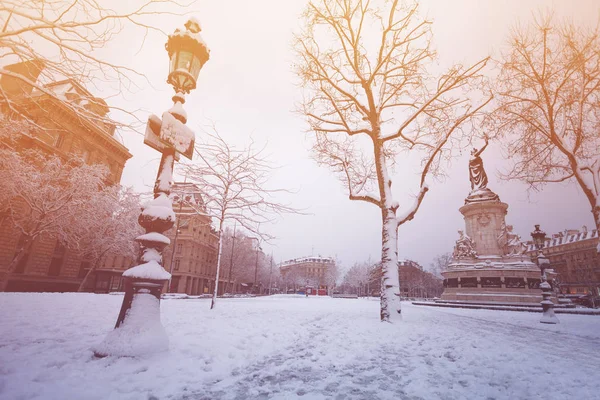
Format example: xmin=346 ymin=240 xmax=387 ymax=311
xmin=105 ymin=0 xmax=599 ymax=271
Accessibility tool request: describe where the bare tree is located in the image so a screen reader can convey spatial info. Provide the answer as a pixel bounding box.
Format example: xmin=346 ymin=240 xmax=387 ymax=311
xmin=294 ymin=0 xmax=490 ymax=322
xmin=282 ymin=265 xmax=306 ymax=294
xmin=343 ymin=262 xmax=371 ymax=296
xmin=0 ymin=0 xmax=192 ymax=130
xmin=182 ymin=129 xmax=298 ymax=309
xmin=76 ymin=187 xmax=143 ymax=292
xmin=220 ymin=228 xmax=269 ymax=293
xmin=323 ymin=261 xmax=340 ymax=295
xmin=429 ymin=252 xmax=452 ymax=278
xmin=492 ymin=15 xmax=600 ymax=247
xmin=0 ymin=148 xmax=110 ymax=291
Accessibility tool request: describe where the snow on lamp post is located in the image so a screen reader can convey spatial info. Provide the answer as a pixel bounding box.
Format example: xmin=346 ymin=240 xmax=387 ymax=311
xmin=531 ymin=225 xmax=559 ymax=324
xmin=94 ymin=18 xmax=209 ymax=357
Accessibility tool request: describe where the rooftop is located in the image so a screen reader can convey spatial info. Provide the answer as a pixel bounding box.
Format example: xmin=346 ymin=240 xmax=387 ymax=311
xmin=525 ymin=227 xmax=599 ymax=252
xmin=280 ymin=256 xmax=335 ymax=267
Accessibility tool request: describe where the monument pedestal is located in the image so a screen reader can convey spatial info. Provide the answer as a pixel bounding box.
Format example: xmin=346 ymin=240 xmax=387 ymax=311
xmin=440 ymin=192 xmax=543 ymax=305
xmin=441 ymin=257 xmax=542 ymax=304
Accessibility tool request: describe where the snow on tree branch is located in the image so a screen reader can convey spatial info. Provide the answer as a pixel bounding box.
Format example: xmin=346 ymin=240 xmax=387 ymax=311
xmin=0 ymin=145 xmax=118 ymax=290
xmin=396 ymin=184 xmax=428 ymax=227
xmin=295 ymin=0 xmax=488 ymax=321
xmin=181 ymin=126 xmax=300 ymax=309
xmin=492 ymin=13 xmax=600 ymax=241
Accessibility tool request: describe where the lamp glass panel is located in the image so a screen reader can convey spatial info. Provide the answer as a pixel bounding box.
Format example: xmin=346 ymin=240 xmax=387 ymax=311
xmin=176 ymin=74 xmax=188 ymax=88
xmin=190 ymin=56 xmax=201 ymax=80
xmin=176 ymin=50 xmax=193 ymax=72
xmin=169 ymin=51 xmax=177 ymax=74
xmin=175 ymin=73 xmax=193 ymax=92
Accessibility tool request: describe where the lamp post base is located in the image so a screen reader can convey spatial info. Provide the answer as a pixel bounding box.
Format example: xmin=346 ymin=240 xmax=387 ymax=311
xmin=93 ymin=279 xmax=168 ymax=358
xmin=539 ymin=281 xmax=559 ymax=325
xmin=540 ymin=300 xmax=559 ymax=324
xmin=540 ymin=315 xmax=559 ymax=324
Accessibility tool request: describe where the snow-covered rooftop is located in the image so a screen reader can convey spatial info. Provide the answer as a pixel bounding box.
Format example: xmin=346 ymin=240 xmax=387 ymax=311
xmin=525 ymin=227 xmax=599 ymax=252
xmin=280 ymin=256 xmax=335 ymax=266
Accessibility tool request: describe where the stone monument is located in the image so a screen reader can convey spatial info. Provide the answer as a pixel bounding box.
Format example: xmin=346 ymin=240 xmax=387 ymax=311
xmin=441 ymin=138 xmax=542 ymax=304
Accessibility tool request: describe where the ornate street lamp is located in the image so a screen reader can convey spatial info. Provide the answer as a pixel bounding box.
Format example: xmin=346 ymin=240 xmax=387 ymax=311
xmin=166 ymin=18 xmax=210 ymax=95
xmin=531 ymin=225 xmax=559 ymax=324
xmin=249 ymin=236 xmax=261 ymax=295
xmin=94 ymin=19 xmax=209 ymax=358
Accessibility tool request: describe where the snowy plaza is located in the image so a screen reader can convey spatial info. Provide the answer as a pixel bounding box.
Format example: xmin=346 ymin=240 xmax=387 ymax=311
xmin=1 ymin=294 xmax=599 ymax=400
xmin=3 ymin=1 xmax=600 ymax=400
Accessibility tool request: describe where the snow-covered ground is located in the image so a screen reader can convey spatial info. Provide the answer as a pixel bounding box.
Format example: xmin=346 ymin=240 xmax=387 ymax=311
xmin=1 ymin=294 xmax=599 ymax=400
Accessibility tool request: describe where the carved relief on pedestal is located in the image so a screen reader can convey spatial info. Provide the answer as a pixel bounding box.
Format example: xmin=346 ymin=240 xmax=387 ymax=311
xmin=453 ymin=230 xmax=477 ymax=259
xmin=505 ymin=225 xmax=527 ymax=256
xmin=497 ymin=221 xmax=508 ymax=253
xmin=477 ymin=213 xmax=491 ymax=227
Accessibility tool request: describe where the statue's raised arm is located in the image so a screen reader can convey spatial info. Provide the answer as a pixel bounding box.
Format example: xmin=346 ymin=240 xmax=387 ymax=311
xmin=472 ymin=137 xmax=489 ymax=158
xmin=469 ymin=137 xmax=489 ymax=191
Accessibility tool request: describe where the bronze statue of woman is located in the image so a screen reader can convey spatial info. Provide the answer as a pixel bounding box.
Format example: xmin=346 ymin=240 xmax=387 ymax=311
xmin=469 ymin=137 xmax=489 ymax=191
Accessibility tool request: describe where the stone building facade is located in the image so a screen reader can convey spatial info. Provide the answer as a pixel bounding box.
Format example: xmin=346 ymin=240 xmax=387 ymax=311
xmin=524 ymin=227 xmax=600 ymax=297
xmin=280 ymin=256 xmax=335 ymax=293
xmin=0 ymin=61 xmax=132 ymax=292
xmin=367 ymin=260 xmax=443 ymax=298
xmin=161 ymin=183 xmax=222 ymax=295
xmin=398 ymin=260 xmax=443 ymax=299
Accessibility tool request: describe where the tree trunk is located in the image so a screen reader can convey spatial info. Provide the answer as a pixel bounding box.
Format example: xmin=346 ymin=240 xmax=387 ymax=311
xmin=373 ymin=135 xmax=402 ymax=322
xmin=0 ymin=235 xmax=34 ymax=292
xmin=380 ymin=206 xmax=401 ymax=322
xmin=210 ymin=225 xmax=224 ymax=310
xmin=593 ymin=206 xmax=600 ymax=252
xmin=572 ymin=161 xmax=600 ymax=251
xmin=77 ymin=255 xmax=106 ymax=292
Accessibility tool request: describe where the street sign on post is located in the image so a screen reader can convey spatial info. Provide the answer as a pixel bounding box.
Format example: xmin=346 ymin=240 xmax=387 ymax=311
xmin=144 ymin=112 xmax=196 ymax=161
xmin=159 ymin=111 xmax=195 ymax=160
xmin=144 ymin=115 xmax=181 ymax=161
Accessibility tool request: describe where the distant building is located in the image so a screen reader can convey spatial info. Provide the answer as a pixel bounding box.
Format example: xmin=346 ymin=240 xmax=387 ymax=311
xmin=0 ymin=61 xmax=132 ymax=292
xmin=280 ymin=256 xmax=335 ymax=294
xmin=161 ymin=183 xmax=222 ymax=295
xmin=398 ymin=260 xmax=443 ymax=298
xmin=524 ymin=227 xmax=600 ymax=297
xmin=369 ymin=260 xmax=443 ymax=299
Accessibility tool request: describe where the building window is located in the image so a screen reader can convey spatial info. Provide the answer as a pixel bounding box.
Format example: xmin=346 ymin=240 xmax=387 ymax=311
xmin=170 ymin=276 xmax=180 ymax=292
xmin=95 ymin=273 xmax=110 ymax=292
xmin=78 ymin=261 xmax=91 ymax=279
xmin=174 ymin=259 xmax=180 ymax=271
xmin=110 ymin=276 xmax=121 ymax=292
xmin=177 ymin=243 xmax=183 ymax=254
xmin=48 ymin=243 xmax=66 ymax=276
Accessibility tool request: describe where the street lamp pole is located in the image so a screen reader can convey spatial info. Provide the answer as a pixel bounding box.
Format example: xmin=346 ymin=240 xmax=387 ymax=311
xmin=268 ymin=252 xmax=273 ymax=295
xmin=249 ymin=235 xmax=261 ymax=294
xmin=531 ymin=224 xmax=559 ymax=324
xmin=227 ymin=222 xmax=237 ymax=294
xmin=168 ymin=201 xmax=184 ymax=293
xmin=254 ymin=241 xmax=260 ymax=294
xmin=94 ymin=18 xmax=210 ymax=357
